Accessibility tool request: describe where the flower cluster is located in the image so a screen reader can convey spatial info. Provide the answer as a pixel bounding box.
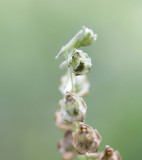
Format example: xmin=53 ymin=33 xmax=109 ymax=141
xmin=55 ymin=27 xmax=121 ymax=160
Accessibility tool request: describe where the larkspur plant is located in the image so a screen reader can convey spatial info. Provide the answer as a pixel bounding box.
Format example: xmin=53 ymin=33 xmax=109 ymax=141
xmin=55 ymin=26 xmax=122 ymax=160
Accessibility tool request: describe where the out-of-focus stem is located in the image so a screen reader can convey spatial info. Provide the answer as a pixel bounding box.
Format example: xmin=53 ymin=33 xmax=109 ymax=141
xmin=70 ymin=71 xmax=74 ymax=93
xmin=78 ymin=155 xmax=91 ymax=160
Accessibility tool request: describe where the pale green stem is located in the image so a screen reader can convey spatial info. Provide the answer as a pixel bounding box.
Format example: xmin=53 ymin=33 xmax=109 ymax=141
xmin=55 ymin=29 xmax=84 ymax=59
xmin=78 ymin=155 xmax=92 ymax=160
xmin=77 ymin=121 xmax=80 ymax=127
xmin=70 ymin=71 xmax=74 ymax=93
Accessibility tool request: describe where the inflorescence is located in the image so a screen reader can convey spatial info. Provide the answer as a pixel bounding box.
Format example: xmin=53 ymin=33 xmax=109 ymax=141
xmin=55 ymin=26 xmax=122 ymax=160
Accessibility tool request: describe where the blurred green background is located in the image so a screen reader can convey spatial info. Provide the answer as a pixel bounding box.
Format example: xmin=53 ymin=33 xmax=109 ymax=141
xmin=0 ymin=0 xmax=142 ymax=159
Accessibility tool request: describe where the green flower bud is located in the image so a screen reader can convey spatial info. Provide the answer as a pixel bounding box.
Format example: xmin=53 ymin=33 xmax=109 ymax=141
xmin=72 ymin=123 xmax=102 ymax=154
xmin=68 ymin=49 xmax=92 ymax=76
xmin=59 ymin=92 xmax=87 ymax=122
xmin=86 ymin=145 xmax=122 ymax=160
xmin=55 ymin=26 xmax=97 ymax=59
xmin=59 ymin=71 xmax=90 ymax=97
xmin=76 ymin=26 xmax=97 ymax=48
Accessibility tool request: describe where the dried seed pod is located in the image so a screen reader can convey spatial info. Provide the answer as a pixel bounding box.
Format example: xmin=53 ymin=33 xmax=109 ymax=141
xmin=59 ymin=72 xmax=90 ymax=97
xmin=58 ymin=131 xmax=76 ymax=160
xmin=55 ymin=26 xmax=97 ymax=59
xmin=59 ymin=92 xmax=87 ymax=122
xmin=86 ymin=145 xmax=122 ymax=160
xmin=55 ymin=111 xmax=74 ymax=131
xmin=68 ymin=49 xmax=92 ymax=76
xmin=72 ymin=123 xmax=102 ymax=154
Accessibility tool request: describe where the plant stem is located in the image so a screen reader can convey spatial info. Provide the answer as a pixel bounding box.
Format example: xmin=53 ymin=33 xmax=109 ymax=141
xmin=78 ymin=155 xmax=91 ymax=160
xmin=70 ymin=71 xmax=74 ymax=93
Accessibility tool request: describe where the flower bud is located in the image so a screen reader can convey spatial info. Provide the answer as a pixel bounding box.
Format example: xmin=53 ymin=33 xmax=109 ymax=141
xmin=59 ymin=92 xmax=87 ymax=122
xmin=58 ymin=131 xmax=76 ymax=160
xmin=68 ymin=49 xmax=92 ymax=76
xmin=86 ymin=145 xmax=122 ymax=160
xmin=59 ymin=72 xmax=90 ymax=97
xmin=72 ymin=123 xmax=102 ymax=154
xmin=55 ymin=111 xmax=74 ymax=131
xmin=76 ymin=26 xmax=97 ymax=47
xmin=55 ymin=26 xmax=97 ymax=59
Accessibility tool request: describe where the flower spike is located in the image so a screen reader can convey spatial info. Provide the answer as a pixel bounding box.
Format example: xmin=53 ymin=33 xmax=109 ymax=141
xmin=55 ymin=26 xmax=122 ymax=160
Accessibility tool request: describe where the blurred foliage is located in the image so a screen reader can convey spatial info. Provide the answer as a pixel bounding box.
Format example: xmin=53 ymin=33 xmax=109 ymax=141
xmin=0 ymin=0 xmax=142 ymax=160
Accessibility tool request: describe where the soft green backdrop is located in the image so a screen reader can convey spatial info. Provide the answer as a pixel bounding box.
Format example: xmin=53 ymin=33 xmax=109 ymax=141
xmin=0 ymin=0 xmax=142 ymax=160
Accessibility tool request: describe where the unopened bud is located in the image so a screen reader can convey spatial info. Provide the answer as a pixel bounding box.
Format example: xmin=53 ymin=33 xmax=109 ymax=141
xmin=59 ymin=92 xmax=87 ymax=122
xmin=59 ymin=72 xmax=90 ymax=97
xmin=78 ymin=26 xmax=97 ymax=47
xmin=55 ymin=26 xmax=97 ymax=59
xmin=72 ymin=123 xmax=102 ymax=154
xmin=68 ymin=49 xmax=92 ymax=76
